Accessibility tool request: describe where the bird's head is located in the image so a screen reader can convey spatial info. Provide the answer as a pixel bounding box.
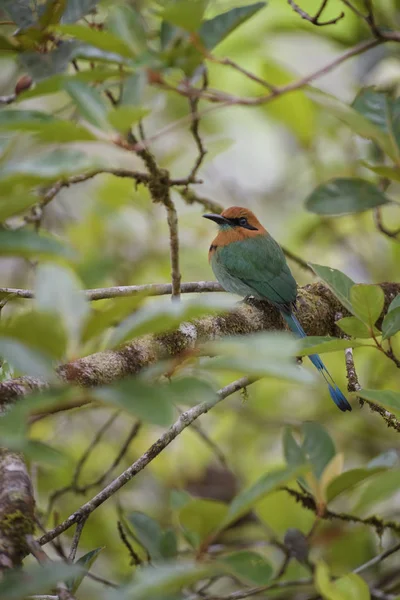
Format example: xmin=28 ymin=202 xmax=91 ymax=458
xmin=203 ymin=206 xmax=264 ymax=234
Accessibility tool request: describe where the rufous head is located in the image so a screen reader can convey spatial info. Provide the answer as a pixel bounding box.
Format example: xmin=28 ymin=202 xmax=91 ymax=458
xmin=203 ymin=206 xmax=265 ymax=234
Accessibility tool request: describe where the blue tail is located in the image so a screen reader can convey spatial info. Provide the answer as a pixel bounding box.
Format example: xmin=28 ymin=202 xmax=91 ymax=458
xmin=282 ymin=312 xmax=351 ymax=412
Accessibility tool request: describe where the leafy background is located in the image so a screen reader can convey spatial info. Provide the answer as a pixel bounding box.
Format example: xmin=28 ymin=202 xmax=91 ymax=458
xmin=0 ymin=0 xmax=400 ymax=599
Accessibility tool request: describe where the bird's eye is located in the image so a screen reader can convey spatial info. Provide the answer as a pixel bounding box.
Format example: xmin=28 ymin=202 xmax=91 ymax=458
xmin=239 ymin=217 xmax=248 ymax=226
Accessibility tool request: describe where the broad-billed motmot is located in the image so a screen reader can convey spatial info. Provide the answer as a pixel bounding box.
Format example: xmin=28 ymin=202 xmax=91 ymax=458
xmin=203 ymin=206 xmax=351 ymax=412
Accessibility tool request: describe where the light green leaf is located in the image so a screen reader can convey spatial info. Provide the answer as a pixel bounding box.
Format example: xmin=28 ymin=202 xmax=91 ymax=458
xmin=382 ymin=307 xmax=400 ymax=340
xmin=120 ymin=72 xmax=147 ymax=106
xmin=82 ymin=295 xmax=146 ymax=343
xmin=19 ymin=69 xmax=125 ymax=100
xmin=205 ymin=332 xmax=312 ymax=383
xmin=64 ymin=80 xmax=110 ymax=130
xmin=127 ymin=512 xmax=163 ymax=560
xmin=108 ymin=106 xmax=150 ymax=133
xmin=337 ymin=317 xmax=374 ymax=339
xmin=350 ymin=284 xmax=384 ymax=327
xmin=334 ymin=573 xmax=370 ymax=600
xmin=0 ymin=229 xmax=73 ymax=259
xmin=0 ymin=109 xmax=95 ymax=142
xmin=67 ymin=547 xmax=103 ymax=593
xmin=178 ymin=499 xmax=228 ymax=548
xmin=362 ymin=162 xmax=400 ymax=182
xmin=0 ymin=191 xmax=39 ymax=222
xmin=58 ymin=24 xmax=134 ymax=58
xmin=221 ymin=465 xmax=306 ymax=529
xmin=355 ymin=468 xmax=400 ymax=513
xmin=315 ymin=562 xmax=345 ymax=600
xmin=310 ymin=263 xmax=355 ymax=314
xmin=357 ymin=388 xmax=400 ymax=413
xmin=35 ymin=264 xmax=89 ymax=354
xmin=221 ymin=550 xmax=273 ymax=585
xmin=305 ymin=178 xmax=391 ymax=216
xmin=327 ymin=467 xmax=387 ymax=502
xmin=298 ymin=336 xmax=368 ymax=355
xmin=0 ymin=562 xmax=83 ymax=600
xmin=107 ymin=5 xmax=147 ymax=56
xmin=162 ymin=0 xmax=208 ymax=32
xmin=0 ymin=337 xmax=54 ymax=379
xmin=199 ymin=2 xmax=266 ymax=50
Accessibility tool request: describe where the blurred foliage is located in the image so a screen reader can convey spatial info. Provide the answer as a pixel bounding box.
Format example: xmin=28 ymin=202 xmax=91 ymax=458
xmin=0 ymin=0 xmax=400 ymax=599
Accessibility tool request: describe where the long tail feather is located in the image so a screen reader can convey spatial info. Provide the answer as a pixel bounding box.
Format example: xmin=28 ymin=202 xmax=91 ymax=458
xmin=282 ymin=312 xmax=351 ymax=412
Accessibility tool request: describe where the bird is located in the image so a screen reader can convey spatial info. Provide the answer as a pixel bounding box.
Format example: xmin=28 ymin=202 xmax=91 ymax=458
xmin=203 ymin=206 xmax=351 ymax=412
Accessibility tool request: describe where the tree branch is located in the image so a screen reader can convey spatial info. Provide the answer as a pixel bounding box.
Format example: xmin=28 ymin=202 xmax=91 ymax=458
xmin=288 ymin=0 xmax=345 ymax=26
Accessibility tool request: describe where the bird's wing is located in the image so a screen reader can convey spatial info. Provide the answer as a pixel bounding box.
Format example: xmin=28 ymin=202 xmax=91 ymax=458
xmin=217 ymin=234 xmax=297 ymax=307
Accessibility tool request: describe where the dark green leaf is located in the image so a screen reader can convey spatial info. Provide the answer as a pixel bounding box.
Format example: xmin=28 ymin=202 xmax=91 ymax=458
xmin=0 ymin=229 xmax=73 ymax=259
xmin=302 ymin=422 xmax=336 ymax=480
xmin=62 ymin=0 xmax=99 ymax=23
xmin=199 ymin=2 xmax=266 ymax=50
xmin=162 ymin=0 xmax=208 ymax=32
xmin=283 ymin=427 xmax=305 ymax=468
xmin=159 ymin=529 xmax=178 ymax=560
xmin=108 ymin=106 xmax=149 ymax=133
xmin=298 ymin=336 xmax=368 ymax=355
xmin=127 ymin=512 xmax=163 ymax=560
xmin=337 ymin=317 xmax=374 ymax=339
xmin=57 ymin=24 xmax=134 ymax=58
xmin=327 ymin=467 xmax=387 ymax=502
xmin=20 ymin=41 xmax=77 ymax=81
xmin=1 ymin=0 xmax=35 ymax=28
xmin=353 ymin=88 xmax=400 ymax=158
xmin=64 ymin=79 xmax=110 ymax=130
xmin=350 ymin=284 xmax=384 ymax=327
xmin=221 ymin=551 xmax=273 ymax=585
xmin=382 ymin=307 xmax=400 ymax=340
xmin=19 ymin=69 xmax=126 ymax=100
xmin=357 ymin=388 xmax=400 ymax=413
xmin=178 ymin=499 xmax=228 ymax=548
xmin=388 ymin=294 xmax=400 ymax=312
xmin=305 ymin=178 xmax=391 ymax=216
xmin=0 ymin=562 xmax=82 ymax=599
xmin=309 ymin=264 xmax=355 ymax=313
xmin=68 ymin=547 xmax=104 ymax=593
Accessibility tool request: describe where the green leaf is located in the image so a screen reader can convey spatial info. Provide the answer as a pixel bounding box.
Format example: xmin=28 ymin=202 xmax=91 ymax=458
xmin=382 ymin=307 xmax=400 ymax=340
xmin=19 ymin=69 xmax=125 ymax=100
xmin=362 ymin=162 xmax=400 ymax=183
xmin=0 ymin=191 xmax=39 ymax=222
xmin=108 ymin=106 xmax=150 ymax=133
xmin=120 ymin=72 xmax=147 ymax=106
xmin=0 ymin=562 xmax=83 ymax=600
xmin=0 ymin=109 xmax=96 ymax=142
xmin=205 ymin=332 xmax=313 ymax=383
xmin=221 ymin=465 xmax=306 ymax=529
xmin=1 ymin=0 xmax=35 ymax=28
xmin=57 ymin=24 xmax=134 ymax=58
xmin=305 ymin=178 xmax=391 ymax=216
xmin=127 ymin=512 xmax=163 ymax=560
xmin=302 ymin=422 xmax=336 ymax=480
xmin=326 ymin=467 xmax=387 ymax=502
xmin=337 ymin=317 xmax=374 ymax=339
xmin=178 ymin=499 xmax=228 ymax=548
xmin=357 ymin=388 xmax=400 ymax=413
xmin=82 ymin=295 xmax=146 ymax=343
xmin=355 ymin=468 xmax=400 ymax=513
xmin=64 ymin=80 xmax=110 ymax=130
xmin=334 ymin=573 xmax=370 ymax=600
xmin=308 ymin=89 xmax=396 ymax=161
xmin=315 ymin=562 xmax=344 ymax=600
xmin=298 ymin=336 xmax=368 ymax=355
xmin=35 ymin=264 xmax=89 ymax=354
xmin=283 ymin=427 xmax=306 ymax=469
xmin=0 ymin=337 xmax=54 ymax=379
xmin=0 ymin=229 xmax=73 ymax=259
xmin=62 ymin=0 xmax=99 ymax=23
xmin=221 ymin=550 xmax=273 ymax=586
xmin=20 ymin=41 xmax=77 ymax=81
xmin=162 ymin=0 xmax=208 ymax=32
xmin=310 ymin=264 xmax=355 ymax=314
xmin=107 ymin=5 xmax=147 ymax=56
xmin=24 ymin=440 xmax=67 ymax=466
xmin=67 ymin=547 xmax=103 ymax=593
xmin=199 ymin=2 xmax=266 ymax=50
xmin=350 ymin=284 xmax=384 ymax=327
xmin=159 ymin=529 xmax=178 ymax=560
xmin=388 ymin=294 xmax=400 ymax=312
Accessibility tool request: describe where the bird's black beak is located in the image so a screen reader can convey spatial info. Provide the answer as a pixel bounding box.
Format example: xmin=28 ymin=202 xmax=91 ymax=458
xmin=203 ymin=213 xmax=230 ymax=226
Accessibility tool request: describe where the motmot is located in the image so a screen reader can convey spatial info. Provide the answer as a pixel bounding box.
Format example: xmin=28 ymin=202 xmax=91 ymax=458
xmin=203 ymin=206 xmax=351 ymax=412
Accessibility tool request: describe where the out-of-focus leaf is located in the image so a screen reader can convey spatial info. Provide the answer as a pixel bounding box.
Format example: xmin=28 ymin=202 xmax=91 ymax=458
xmin=308 ymin=89 xmax=396 ymax=161
xmin=0 ymin=310 xmax=67 ymax=360
xmin=302 ymin=422 xmax=336 ymax=480
xmin=127 ymin=512 xmax=163 ymax=560
xmin=57 ymin=24 xmax=134 ymax=58
xmin=82 ymin=295 xmax=146 ymax=342
xmin=110 ymin=294 xmax=236 ymax=346
xmin=221 ymin=551 xmax=273 ymax=585
xmin=159 ymin=529 xmax=178 ymax=559
xmin=221 ymin=465 xmax=306 ymax=529
xmin=107 ymin=5 xmax=147 ymax=56
xmin=283 ymin=427 xmax=306 ymax=469
xmin=64 ymin=80 xmax=110 ymax=130
xmin=327 ymin=467 xmax=387 ymax=502
xmin=368 ymin=450 xmax=399 ymax=469
xmin=0 ymin=34 xmax=20 ymax=51
xmin=305 ymin=178 xmax=391 ymax=216
xmin=0 ymin=562 xmax=82 ymax=599
xmin=108 ymin=106 xmax=149 ymax=133
xmin=199 ymin=2 xmax=266 ymax=50
xmin=205 ymin=332 xmax=312 ymax=383
xmin=0 ymin=109 xmax=96 ymax=142
xmin=382 ymin=294 xmax=400 ymax=339
xmin=310 ymin=264 xmax=355 ymax=314
xmin=170 ymin=489 xmax=192 ymax=510
xmin=35 ymin=264 xmax=89 ymax=354
xmin=178 ymin=499 xmax=228 ymax=548
xmin=355 ymin=468 xmax=400 ymax=512
xmin=19 ymin=69 xmax=125 ymax=100
xmin=350 ymin=284 xmax=384 ymax=328
xmin=316 ymin=562 xmax=369 ymax=600
xmin=362 ymin=163 xmax=400 ymax=182
xmin=67 ymin=547 xmax=103 ymax=593
xmin=284 ymin=528 xmax=309 ymax=563
xmin=1 ymin=0 xmax=35 ymax=28
xmin=0 ymin=191 xmax=39 ymax=222
xmin=298 ymin=336 xmax=368 ymax=355
xmin=110 ymin=561 xmax=225 ymax=600
xmin=357 ymin=389 xmax=400 ymax=413
xmin=62 ymin=0 xmax=99 ymax=23
xmin=0 ymin=338 xmax=54 ymax=379
xmin=24 ymin=440 xmax=67 ymax=465
xmin=20 ymin=41 xmax=77 ymax=81
xmin=0 ymin=229 xmax=73 ymax=259
xmin=39 ymin=0 xmax=67 ymax=28
xmin=353 ymin=88 xmax=400 ymax=158
xmin=162 ymin=0 xmax=208 ymax=32
xmin=120 ymin=72 xmax=147 ymax=106
xmin=337 ymin=317 xmax=375 ymax=339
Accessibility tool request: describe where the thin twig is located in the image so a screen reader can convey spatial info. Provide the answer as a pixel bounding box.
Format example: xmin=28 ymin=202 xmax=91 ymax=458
xmin=37 ymin=377 xmax=251 ymax=547
xmin=374 ymin=208 xmax=400 ymax=241
xmin=187 ymin=70 xmax=208 ymax=182
xmin=68 ymin=517 xmax=88 ymax=562
xmin=288 ymin=0 xmax=345 ymax=26
xmin=117 ymin=521 xmax=142 ymax=566
xmin=165 ymin=198 xmax=181 ymax=299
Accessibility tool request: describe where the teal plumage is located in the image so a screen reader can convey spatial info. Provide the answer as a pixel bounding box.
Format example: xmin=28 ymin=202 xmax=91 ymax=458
xmin=204 ymin=206 xmax=351 ymax=412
